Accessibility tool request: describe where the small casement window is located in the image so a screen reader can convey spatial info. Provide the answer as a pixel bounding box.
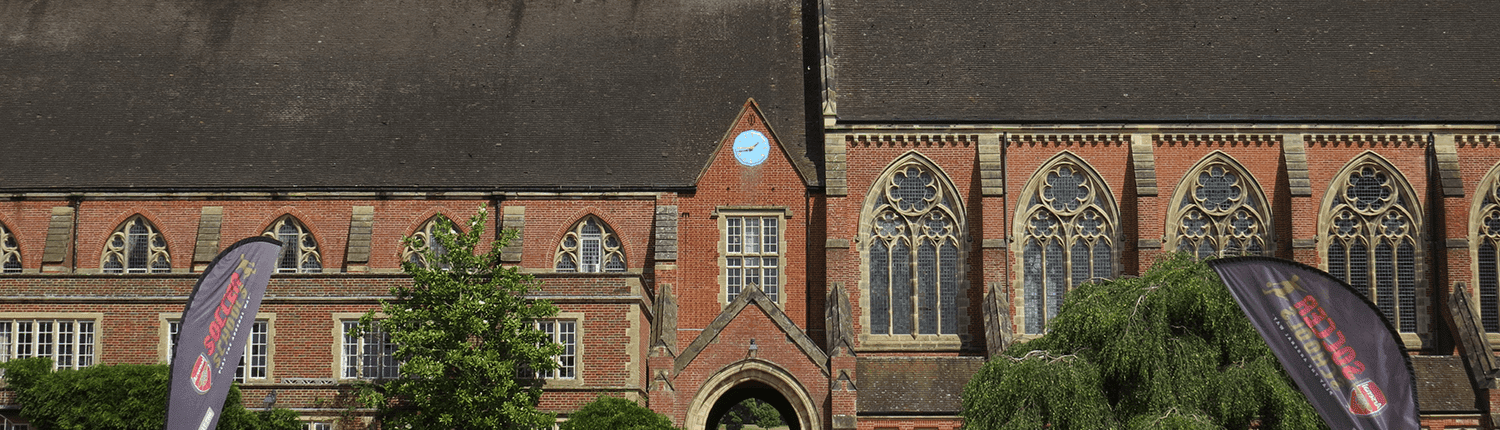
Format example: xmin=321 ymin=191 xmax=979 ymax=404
xmin=403 ymin=216 xmax=456 ymax=269
xmin=1167 ymin=154 xmax=1271 ymax=258
xmin=0 ymin=319 xmax=96 ymax=370
xmin=1016 ymin=154 xmax=1119 ymax=335
xmin=169 ymin=319 xmax=268 ymax=382
xmin=342 ymin=321 xmax=398 ymax=379
xmin=865 ymin=162 xmax=964 ymax=336
xmin=555 ymin=217 xmax=625 ymax=273
xmin=725 ymin=215 xmax=780 ymax=303
xmin=263 ymin=216 xmax=322 ymax=274
xmin=0 ymin=222 xmax=20 ymax=273
xmin=1321 ymin=157 xmax=1422 ymax=333
xmin=102 ymin=216 xmax=171 ymax=274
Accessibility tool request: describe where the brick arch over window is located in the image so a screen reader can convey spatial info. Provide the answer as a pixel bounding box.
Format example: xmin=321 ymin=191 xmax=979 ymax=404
xmin=101 ymin=215 xmax=171 ymax=274
xmin=554 ymin=215 xmax=626 ymax=273
xmin=1011 ymin=152 xmax=1120 ymax=335
xmin=403 ymin=214 xmax=461 ymax=269
xmin=1164 ymin=151 xmax=1273 ymax=258
xmin=0 ymin=221 xmax=20 ymax=273
xmin=858 ymin=152 xmax=969 ymax=345
xmin=1471 ymin=161 xmax=1500 ymax=333
xmin=263 ymin=215 xmax=322 ymax=273
xmin=1319 ymin=152 xmax=1424 ymax=335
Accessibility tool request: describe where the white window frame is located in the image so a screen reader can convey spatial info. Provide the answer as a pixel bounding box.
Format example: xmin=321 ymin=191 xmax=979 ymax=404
xmin=164 ymin=314 xmax=272 ymax=383
xmin=0 ymin=313 xmax=101 ymax=371
xmin=338 ymin=319 xmax=398 ymax=380
xmin=717 ymin=209 xmax=788 ymax=305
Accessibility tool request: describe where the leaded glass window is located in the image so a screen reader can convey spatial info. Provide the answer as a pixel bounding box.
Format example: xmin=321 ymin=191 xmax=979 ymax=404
xmin=555 ymin=216 xmax=626 ymax=274
xmin=102 ymin=216 xmax=170 ymax=274
xmin=1018 ymin=156 xmax=1117 ymax=335
xmin=404 ymin=216 xmax=456 ymax=269
xmin=263 ymin=216 xmax=321 ymax=274
xmin=1474 ymin=165 xmax=1500 ymax=332
xmin=866 ymin=162 xmax=964 ymax=336
xmin=726 ymin=216 xmax=780 ymax=302
xmin=0 ymin=223 xmax=20 ymax=273
xmin=1323 ymin=161 xmax=1421 ymax=333
xmin=1168 ymin=155 xmax=1270 ymax=258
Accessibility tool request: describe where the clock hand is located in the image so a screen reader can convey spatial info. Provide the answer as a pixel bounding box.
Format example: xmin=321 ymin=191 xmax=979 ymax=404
xmin=736 ymin=146 xmax=756 ymax=152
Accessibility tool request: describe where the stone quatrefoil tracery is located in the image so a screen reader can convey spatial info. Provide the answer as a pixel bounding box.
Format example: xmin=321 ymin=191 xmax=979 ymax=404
xmin=555 ymin=217 xmax=625 ymax=273
xmin=1173 ymin=160 xmax=1269 ymax=258
xmin=867 ymin=164 xmax=963 ymax=337
xmin=264 ymin=217 xmax=322 ymax=273
xmin=0 ymin=223 xmax=19 ymax=273
xmin=1021 ymin=162 xmax=1116 ymax=335
xmin=403 ymin=217 xmax=455 ymax=269
xmin=1476 ymin=170 xmax=1500 ymax=332
xmin=102 ymin=216 xmax=171 ymax=274
xmin=1325 ymin=163 xmax=1418 ymax=333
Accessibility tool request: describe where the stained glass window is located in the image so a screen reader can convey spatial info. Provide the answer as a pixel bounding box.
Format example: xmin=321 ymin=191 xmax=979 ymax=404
xmin=866 ymin=161 xmax=964 ymax=336
xmin=1019 ymin=157 xmax=1117 ymax=334
xmin=1169 ymin=155 xmax=1270 ymax=258
xmin=1324 ymin=161 xmax=1420 ymax=333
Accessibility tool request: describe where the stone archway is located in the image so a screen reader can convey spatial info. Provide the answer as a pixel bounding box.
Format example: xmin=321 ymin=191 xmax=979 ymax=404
xmin=685 ymin=360 xmax=821 ymax=430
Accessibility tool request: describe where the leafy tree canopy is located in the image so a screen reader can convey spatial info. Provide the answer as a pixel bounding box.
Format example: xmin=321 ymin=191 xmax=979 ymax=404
xmin=0 ymin=357 xmax=299 ymax=430
xmin=353 ymin=206 xmax=562 ymax=429
xmin=962 ymin=254 xmax=1327 ymax=430
xmin=719 ymin=398 xmax=784 ymax=430
xmin=560 ymin=396 xmax=680 ymax=430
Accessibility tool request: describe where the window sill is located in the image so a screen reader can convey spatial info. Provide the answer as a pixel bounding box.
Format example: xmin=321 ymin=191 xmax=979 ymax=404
xmin=857 ymin=334 xmax=964 ymax=352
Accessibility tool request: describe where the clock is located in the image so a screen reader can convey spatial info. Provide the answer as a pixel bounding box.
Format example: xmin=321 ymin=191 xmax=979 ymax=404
xmin=732 ymin=130 xmax=770 ymax=166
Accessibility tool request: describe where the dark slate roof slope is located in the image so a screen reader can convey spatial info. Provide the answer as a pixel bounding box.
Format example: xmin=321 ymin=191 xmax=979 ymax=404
xmin=0 ymin=0 xmax=809 ymax=190
xmin=829 ymin=0 xmax=1500 ymax=122
xmin=857 ymin=356 xmax=984 ymax=414
xmin=1411 ymin=355 xmax=1479 ymax=413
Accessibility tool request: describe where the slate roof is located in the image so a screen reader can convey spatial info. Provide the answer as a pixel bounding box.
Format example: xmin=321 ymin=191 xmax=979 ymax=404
xmin=1411 ymin=355 xmax=1479 ymax=413
xmin=0 ymin=0 xmax=810 ymax=191
xmin=828 ymin=0 xmax=1500 ymax=122
xmin=857 ymin=356 xmax=985 ymax=414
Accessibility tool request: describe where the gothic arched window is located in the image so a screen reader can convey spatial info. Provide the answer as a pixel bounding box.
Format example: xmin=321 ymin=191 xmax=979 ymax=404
xmin=1166 ymin=153 xmax=1271 ymax=258
xmin=1473 ymin=163 xmax=1500 ymax=332
xmin=1014 ymin=153 xmax=1119 ymax=335
xmin=555 ymin=216 xmax=625 ymax=273
xmin=102 ymin=216 xmax=171 ymax=274
xmin=0 ymin=222 xmax=20 ymax=273
xmin=264 ymin=216 xmax=322 ymax=273
xmin=862 ymin=155 xmax=966 ymax=338
xmin=403 ymin=216 xmax=456 ymax=269
xmin=1321 ymin=154 xmax=1422 ymax=333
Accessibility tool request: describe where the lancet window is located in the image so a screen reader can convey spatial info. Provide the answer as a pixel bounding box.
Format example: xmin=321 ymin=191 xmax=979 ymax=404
xmin=1016 ymin=155 xmax=1118 ymax=335
xmin=102 ymin=216 xmax=171 ymax=274
xmin=555 ymin=216 xmax=625 ymax=273
xmin=864 ymin=158 xmax=965 ymax=337
xmin=1167 ymin=154 xmax=1271 ymax=258
xmin=1322 ymin=157 xmax=1421 ymax=333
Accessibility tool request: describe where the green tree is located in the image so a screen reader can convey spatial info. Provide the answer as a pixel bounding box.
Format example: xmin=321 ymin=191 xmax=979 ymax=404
xmin=962 ymin=254 xmax=1327 ymax=430
xmin=719 ymin=398 xmax=783 ymax=430
xmin=352 ymin=207 xmax=562 ymax=429
xmin=560 ymin=396 xmax=679 ymax=430
xmin=0 ymin=357 xmax=299 ymax=430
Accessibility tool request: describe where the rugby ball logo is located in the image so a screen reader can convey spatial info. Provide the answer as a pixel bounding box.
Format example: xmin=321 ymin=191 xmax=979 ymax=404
xmin=1348 ymin=380 xmax=1388 ymax=416
xmin=190 ymin=354 xmax=214 ymax=394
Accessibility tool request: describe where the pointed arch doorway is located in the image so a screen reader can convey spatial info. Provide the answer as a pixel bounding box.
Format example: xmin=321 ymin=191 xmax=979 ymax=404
xmin=685 ymin=360 xmax=821 ymax=430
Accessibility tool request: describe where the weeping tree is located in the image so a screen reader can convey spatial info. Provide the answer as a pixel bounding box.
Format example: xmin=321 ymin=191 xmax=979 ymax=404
xmin=962 ymin=254 xmax=1327 ymax=430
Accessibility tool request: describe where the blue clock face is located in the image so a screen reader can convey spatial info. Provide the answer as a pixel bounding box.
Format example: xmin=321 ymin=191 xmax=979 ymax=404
xmin=733 ymin=130 xmax=770 ymax=166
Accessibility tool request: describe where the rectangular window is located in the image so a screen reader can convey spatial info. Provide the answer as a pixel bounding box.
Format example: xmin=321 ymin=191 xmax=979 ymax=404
xmin=169 ymin=320 xmax=268 ymax=382
xmin=530 ymin=319 xmax=577 ymax=380
xmin=725 ymin=216 xmax=780 ymax=302
xmin=0 ymin=319 xmax=95 ymax=370
xmin=342 ymin=321 xmax=398 ymax=380
xmin=300 ymin=422 xmax=333 ymax=430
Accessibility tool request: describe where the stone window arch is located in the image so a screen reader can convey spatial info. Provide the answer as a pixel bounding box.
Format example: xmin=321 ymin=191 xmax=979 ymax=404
xmin=859 ymin=153 xmax=968 ymax=344
xmin=1319 ymin=152 xmax=1423 ymax=335
xmin=554 ymin=216 xmax=625 ymax=273
xmin=1012 ymin=152 xmax=1120 ymax=335
xmin=1471 ymin=162 xmax=1500 ymax=333
xmin=102 ymin=215 xmax=171 ymax=274
xmin=263 ymin=216 xmax=322 ymax=273
xmin=0 ymin=222 xmax=20 ymax=273
xmin=1165 ymin=152 xmax=1272 ymax=258
xmin=403 ymin=215 xmax=457 ymax=269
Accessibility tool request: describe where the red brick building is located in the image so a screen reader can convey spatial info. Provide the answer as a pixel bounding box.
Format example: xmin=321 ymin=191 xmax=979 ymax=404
xmin=4 ymin=0 xmax=1500 ymax=429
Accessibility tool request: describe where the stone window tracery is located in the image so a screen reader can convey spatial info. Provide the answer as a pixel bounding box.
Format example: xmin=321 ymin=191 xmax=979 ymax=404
xmin=864 ymin=159 xmax=964 ymax=337
xmin=1167 ymin=154 xmax=1271 ymax=258
xmin=1474 ymin=164 xmax=1500 ymax=332
xmin=1322 ymin=157 xmax=1421 ymax=334
xmin=554 ymin=216 xmax=625 ymax=273
xmin=264 ymin=216 xmax=321 ymax=274
xmin=101 ymin=216 xmax=170 ymax=274
xmin=0 ymin=222 xmax=20 ymax=273
xmin=404 ymin=216 xmax=456 ymax=269
xmin=1016 ymin=155 xmax=1118 ymax=335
